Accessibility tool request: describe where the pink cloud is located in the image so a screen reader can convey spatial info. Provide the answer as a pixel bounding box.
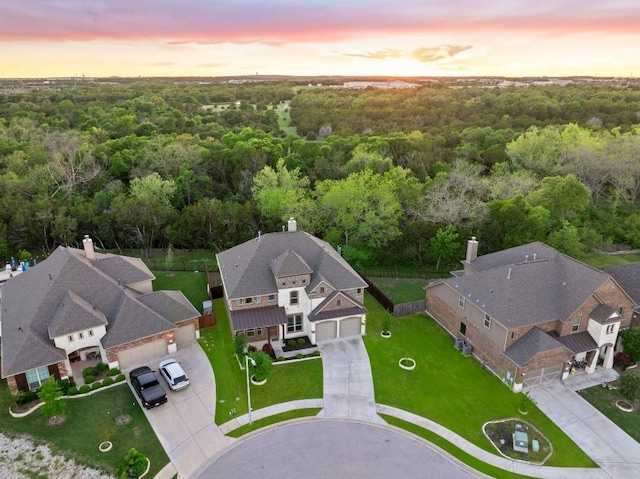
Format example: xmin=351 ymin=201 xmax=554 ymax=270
xmin=0 ymin=1 xmax=639 ymax=44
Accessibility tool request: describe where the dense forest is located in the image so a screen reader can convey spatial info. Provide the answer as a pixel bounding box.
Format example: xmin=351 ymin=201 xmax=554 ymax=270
xmin=1 ymin=78 xmax=640 ymax=269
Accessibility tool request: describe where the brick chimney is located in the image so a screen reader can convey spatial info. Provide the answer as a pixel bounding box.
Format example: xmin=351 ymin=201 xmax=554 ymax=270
xmin=465 ymin=237 xmax=478 ymax=263
xmin=287 ymin=217 xmax=297 ymax=232
xmin=82 ymin=235 xmax=96 ymax=260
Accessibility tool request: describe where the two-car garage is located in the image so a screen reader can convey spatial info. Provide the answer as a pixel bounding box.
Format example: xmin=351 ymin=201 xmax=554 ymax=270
xmin=315 ymin=317 xmax=362 ymax=342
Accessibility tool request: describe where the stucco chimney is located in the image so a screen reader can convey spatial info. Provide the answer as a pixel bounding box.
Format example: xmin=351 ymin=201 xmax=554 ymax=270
xmin=287 ymin=217 xmax=297 ymax=232
xmin=83 ymin=235 xmax=96 ymax=260
xmin=465 ymin=237 xmax=478 ymax=263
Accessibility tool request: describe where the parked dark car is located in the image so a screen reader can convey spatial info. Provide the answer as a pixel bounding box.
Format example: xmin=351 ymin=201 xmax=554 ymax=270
xmin=129 ymin=366 xmax=168 ymax=409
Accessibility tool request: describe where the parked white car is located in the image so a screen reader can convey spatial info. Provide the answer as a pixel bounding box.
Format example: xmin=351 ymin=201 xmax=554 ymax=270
xmin=158 ymin=359 xmax=190 ymax=391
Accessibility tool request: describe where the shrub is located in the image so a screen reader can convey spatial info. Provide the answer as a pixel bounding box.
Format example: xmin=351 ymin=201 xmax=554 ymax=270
xmin=247 ymin=344 xmax=257 ymax=353
xmin=78 ymin=385 xmax=91 ymax=394
xmin=108 ymin=368 xmax=120 ymax=377
xmin=102 ymin=377 xmax=114 ymax=386
xmin=115 ymin=374 xmax=125 ymax=382
xmin=116 ymin=448 xmax=148 ymax=479
xmin=620 ymin=329 xmax=640 ymax=362
xmin=82 ymin=366 xmax=95 ymax=377
xmin=16 ymin=390 xmax=39 ymax=406
xmin=277 ymin=356 xmax=285 ymax=362
xmin=312 ymin=350 xmax=321 ymax=357
xmin=67 ymin=387 xmax=77 ymax=396
xmin=95 ymin=362 xmax=109 ymax=374
xmin=91 ymin=382 xmax=103 ymax=390
xmin=84 ymin=375 xmax=95 ymax=384
xmin=615 ymin=352 xmax=633 ymax=369
xmin=57 ymin=379 xmax=73 ymax=395
xmin=262 ymin=343 xmax=274 ymax=355
xmin=297 ymin=337 xmax=306 ymax=346
xmin=287 ymin=339 xmax=296 ymax=348
xmin=296 ymin=353 xmax=304 ymax=360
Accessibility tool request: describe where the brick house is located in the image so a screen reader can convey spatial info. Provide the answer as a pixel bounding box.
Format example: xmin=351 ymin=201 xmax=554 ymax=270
xmin=216 ymin=218 xmax=368 ymax=346
xmin=426 ymin=239 xmax=634 ymax=391
xmin=0 ymin=236 xmax=200 ymax=393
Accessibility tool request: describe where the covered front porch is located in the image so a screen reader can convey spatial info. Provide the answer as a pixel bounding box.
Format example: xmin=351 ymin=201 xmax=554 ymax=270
xmin=229 ymin=305 xmax=287 ymax=349
xmin=67 ymin=346 xmax=105 ymax=386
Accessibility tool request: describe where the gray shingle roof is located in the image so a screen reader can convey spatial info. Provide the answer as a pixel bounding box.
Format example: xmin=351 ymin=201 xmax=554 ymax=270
xmin=137 ymin=291 xmax=200 ymax=325
xmin=605 ymin=262 xmax=640 ymax=304
xmin=217 ymin=230 xmax=367 ymax=300
xmin=505 ymin=327 xmax=568 ymax=366
xmin=308 ymin=291 xmax=367 ymax=321
xmin=589 ymin=304 xmax=619 ymax=324
xmin=270 ymin=249 xmax=313 ymax=277
xmin=48 ymin=290 xmax=108 ymax=338
xmin=467 ymin=242 xmax=557 ymax=273
xmin=1 ymin=245 xmax=198 ymax=378
xmin=438 ymin=243 xmax=611 ymax=328
xmin=94 ymin=255 xmax=155 ymax=285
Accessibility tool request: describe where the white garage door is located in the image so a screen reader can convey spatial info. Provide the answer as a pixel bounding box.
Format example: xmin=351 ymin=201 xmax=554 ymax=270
xmin=316 ymin=321 xmax=337 ymax=342
xmin=175 ymin=324 xmax=196 ymax=346
xmin=117 ymin=339 xmax=168 ymax=369
xmin=339 ymin=317 xmax=361 ymax=338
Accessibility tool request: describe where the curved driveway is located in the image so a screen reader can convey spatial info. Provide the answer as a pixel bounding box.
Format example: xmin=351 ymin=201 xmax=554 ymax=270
xmin=193 ymin=419 xmax=483 ymax=479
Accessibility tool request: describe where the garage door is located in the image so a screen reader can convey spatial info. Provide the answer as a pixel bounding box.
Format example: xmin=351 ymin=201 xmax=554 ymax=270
xmin=339 ymin=317 xmax=361 ymax=338
xmin=117 ymin=339 xmax=168 ymax=369
xmin=175 ymin=324 xmax=196 ymax=346
xmin=316 ymin=321 xmax=337 ymax=342
xmin=522 ymin=364 xmax=563 ymax=388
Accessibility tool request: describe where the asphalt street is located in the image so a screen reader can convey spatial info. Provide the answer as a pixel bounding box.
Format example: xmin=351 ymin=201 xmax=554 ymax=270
xmin=194 ymin=419 xmax=483 ymax=479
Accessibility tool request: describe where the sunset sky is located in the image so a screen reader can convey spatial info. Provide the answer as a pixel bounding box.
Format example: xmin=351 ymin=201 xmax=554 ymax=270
xmin=1 ymin=0 xmax=639 ymax=78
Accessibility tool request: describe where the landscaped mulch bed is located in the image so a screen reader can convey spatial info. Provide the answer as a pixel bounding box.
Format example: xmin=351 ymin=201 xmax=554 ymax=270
xmin=282 ymin=336 xmax=315 ymax=352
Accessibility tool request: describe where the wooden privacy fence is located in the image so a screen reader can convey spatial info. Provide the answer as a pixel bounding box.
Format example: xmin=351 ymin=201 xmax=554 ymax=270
xmin=359 ymin=272 xmax=427 ymax=318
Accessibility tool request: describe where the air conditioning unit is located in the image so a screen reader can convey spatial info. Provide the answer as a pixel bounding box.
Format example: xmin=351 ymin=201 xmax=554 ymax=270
xmin=454 ymin=338 xmax=464 ymax=350
xmin=462 ymin=343 xmax=473 ymax=357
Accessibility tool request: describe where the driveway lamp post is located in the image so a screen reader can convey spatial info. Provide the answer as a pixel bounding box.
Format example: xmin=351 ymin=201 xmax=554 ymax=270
xmin=246 ymin=355 xmax=257 ymax=425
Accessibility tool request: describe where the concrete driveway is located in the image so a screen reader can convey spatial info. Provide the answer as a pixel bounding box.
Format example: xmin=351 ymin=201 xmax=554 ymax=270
xmin=529 ymin=371 xmax=640 ymax=479
xmin=125 ymin=342 xmax=230 ymax=479
xmin=316 ymin=337 xmax=383 ymax=423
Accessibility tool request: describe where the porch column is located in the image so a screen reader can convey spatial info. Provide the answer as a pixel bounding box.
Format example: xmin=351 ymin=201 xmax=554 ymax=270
xmin=586 ymin=350 xmax=598 ymax=373
xmin=603 ymin=345 xmax=615 ymax=369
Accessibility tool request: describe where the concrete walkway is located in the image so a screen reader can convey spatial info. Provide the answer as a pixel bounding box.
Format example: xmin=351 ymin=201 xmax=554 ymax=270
xmin=529 ymin=369 xmax=640 ymax=479
xmin=316 ymin=337 xmax=384 ymax=423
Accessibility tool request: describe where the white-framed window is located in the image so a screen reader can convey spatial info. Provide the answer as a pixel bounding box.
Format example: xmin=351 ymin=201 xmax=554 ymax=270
xmin=290 ymin=291 xmax=299 ymax=305
xmin=458 ymin=296 xmax=465 ymax=309
xmin=618 ymin=307 xmax=625 ymax=317
xmin=237 ymin=298 xmax=244 ymax=306
xmin=572 ymin=316 xmax=581 ymax=332
xmin=257 ymin=328 xmax=263 ymax=336
xmin=337 ymin=299 xmax=341 ymax=306
xmin=510 ymin=331 xmax=515 ymax=339
xmin=68 ymin=335 xmax=74 ymax=342
xmin=246 ymin=297 xmax=253 ymax=304
xmin=246 ymin=328 xmax=256 ymax=338
xmin=254 ymin=296 xmax=261 ymax=304
xmin=78 ymin=332 xmax=84 ymax=340
xmin=25 ymin=366 xmax=50 ymax=390
xmin=484 ymin=314 xmax=491 ymax=329
xmin=88 ymin=329 xmax=94 ymax=337
xmin=606 ymin=324 xmax=616 ymax=334
xmin=268 ymin=294 xmax=276 ymax=302
xmin=287 ymin=314 xmax=303 ymax=333
xmin=320 ymin=286 xmax=325 ymax=294
xmin=357 ymin=288 xmax=362 ymax=294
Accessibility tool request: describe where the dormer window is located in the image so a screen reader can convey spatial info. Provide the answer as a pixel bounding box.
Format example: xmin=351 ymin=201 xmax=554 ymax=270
xmin=78 ymin=332 xmax=84 ymax=340
xmin=246 ymin=297 xmax=253 ymax=304
xmin=68 ymin=335 xmax=74 ymax=342
xmin=88 ymin=329 xmax=94 ymax=337
xmin=237 ymin=298 xmax=244 ymax=306
xmin=357 ymin=288 xmax=362 ymax=294
xmin=320 ymin=287 xmax=325 ymax=294
xmin=337 ymin=299 xmax=341 ymax=306
xmin=290 ymin=291 xmax=299 ymax=305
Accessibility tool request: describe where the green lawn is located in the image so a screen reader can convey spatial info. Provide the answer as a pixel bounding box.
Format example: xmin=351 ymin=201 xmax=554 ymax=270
xmin=152 ymin=270 xmax=210 ymax=313
xmin=580 ymin=252 xmax=640 ymax=269
xmin=201 ymin=299 xmax=323 ymax=425
xmin=579 ymin=385 xmax=640 ymax=441
xmin=368 ymin=277 xmax=427 ymax=303
xmin=0 ymin=383 xmax=168 ymax=477
xmin=363 ymin=295 xmax=595 ymax=468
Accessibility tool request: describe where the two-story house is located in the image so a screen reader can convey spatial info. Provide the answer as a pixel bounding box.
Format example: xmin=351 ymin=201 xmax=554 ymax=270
xmin=216 ymin=219 xmax=368 ymax=346
xmin=426 ymin=239 xmax=634 ymax=391
xmin=0 ymin=236 xmax=200 ymax=393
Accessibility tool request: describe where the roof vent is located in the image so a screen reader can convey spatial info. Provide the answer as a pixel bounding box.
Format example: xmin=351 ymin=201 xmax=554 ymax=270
xmin=525 ymin=254 xmax=529 ymax=262
xmin=533 ymin=253 xmax=537 ymax=261
xmin=48 ymin=272 xmax=52 ymax=280
xmin=507 ymin=267 xmax=512 ymax=280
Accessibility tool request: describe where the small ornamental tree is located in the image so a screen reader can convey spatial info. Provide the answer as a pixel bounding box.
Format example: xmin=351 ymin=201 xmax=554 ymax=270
xmin=234 ymin=334 xmax=247 ymax=357
xmin=38 ymin=377 xmax=66 ymax=419
xmin=620 ymin=329 xmax=640 ymax=363
xmin=249 ymin=351 xmax=273 ymax=382
xmin=619 ymin=371 xmax=640 ymax=402
xmin=116 ymin=448 xmax=148 ymax=479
